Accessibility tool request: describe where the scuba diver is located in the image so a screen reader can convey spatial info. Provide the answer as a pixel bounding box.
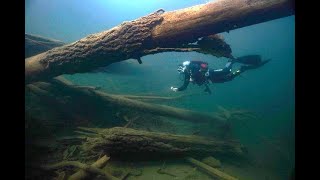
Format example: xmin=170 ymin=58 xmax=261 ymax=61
xmin=170 ymin=55 xmax=270 ymax=94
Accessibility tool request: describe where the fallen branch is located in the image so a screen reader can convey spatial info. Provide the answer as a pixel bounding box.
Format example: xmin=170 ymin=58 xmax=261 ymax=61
xmin=123 ymin=116 xmax=139 ymax=128
xmin=186 ymin=157 xmax=238 ymax=180
xmin=90 ymin=89 xmax=218 ymax=123
xmin=157 ymin=161 xmax=177 ymax=177
xmin=122 ymin=94 xmax=191 ymax=102
xmin=42 ymin=160 xmax=120 ymax=180
xmin=69 ymin=155 xmax=110 ymax=180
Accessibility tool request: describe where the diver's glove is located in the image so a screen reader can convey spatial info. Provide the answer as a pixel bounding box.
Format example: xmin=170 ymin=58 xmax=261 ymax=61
xmin=171 ymin=87 xmax=178 ymax=92
xmin=177 ymin=65 xmax=186 ymax=73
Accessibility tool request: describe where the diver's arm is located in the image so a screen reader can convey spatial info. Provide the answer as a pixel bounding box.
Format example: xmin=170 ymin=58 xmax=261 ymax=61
xmin=171 ymin=72 xmax=190 ymax=92
xmin=204 ymin=82 xmax=212 ymax=94
xmin=177 ymin=72 xmax=190 ymax=91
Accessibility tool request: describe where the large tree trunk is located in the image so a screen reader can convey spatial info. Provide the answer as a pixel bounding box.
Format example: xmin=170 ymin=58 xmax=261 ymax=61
xmin=152 ymin=0 xmax=294 ymax=45
xmin=25 ymin=0 xmax=294 ymax=83
xmin=78 ymin=127 xmax=246 ymax=159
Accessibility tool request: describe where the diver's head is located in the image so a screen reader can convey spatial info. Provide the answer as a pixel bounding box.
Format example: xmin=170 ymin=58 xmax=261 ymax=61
xmin=199 ymin=63 xmax=208 ymax=72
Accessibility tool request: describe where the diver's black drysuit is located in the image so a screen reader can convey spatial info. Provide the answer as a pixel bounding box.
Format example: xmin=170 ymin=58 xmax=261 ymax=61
xmin=172 ymin=55 xmax=270 ymax=94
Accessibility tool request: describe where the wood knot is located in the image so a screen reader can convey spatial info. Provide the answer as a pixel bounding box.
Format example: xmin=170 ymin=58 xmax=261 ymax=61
xmin=155 ymin=9 xmax=165 ymax=15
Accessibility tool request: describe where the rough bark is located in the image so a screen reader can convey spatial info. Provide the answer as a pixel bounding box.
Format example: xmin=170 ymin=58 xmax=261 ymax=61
xmin=25 ymin=0 xmax=294 ymax=83
xmin=79 ymin=127 xmax=246 ymax=159
xmin=152 ymin=0 xmax=294 ymax=45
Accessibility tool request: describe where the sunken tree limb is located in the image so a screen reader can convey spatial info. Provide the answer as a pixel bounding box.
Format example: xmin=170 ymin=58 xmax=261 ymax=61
xmin=49 ymin=76 xmax=223 ymax=124
xmin=69 ymin=155 xmax=110 ymax=180
xmin=27 ymin=78 xmax=213 ymax=126
xmin=78 ymin=127 xmax=246 ymax=159
xmin=42 ymin=160 xmax=119 ymax=180
xmin=25 ymin=0 xmax=294 ymax=83
xmin=25 ymin=34 xmax=65 ymax=58
xmin=186 ymin=157 xmax=238 ymax=180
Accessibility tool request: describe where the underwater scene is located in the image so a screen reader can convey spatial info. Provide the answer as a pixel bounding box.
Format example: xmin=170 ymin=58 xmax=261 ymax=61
xmin=25 ymin=0 xmax=295 ymax=180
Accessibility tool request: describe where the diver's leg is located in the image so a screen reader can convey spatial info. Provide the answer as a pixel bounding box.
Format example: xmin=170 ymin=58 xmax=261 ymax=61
xmin=224 ymin=61 xmax=233 ymax=70
xmin=226 ymin=69 xmax=242 ymax=80
xmin=226 ymin=58 xmax=270 ymax=80
xmin=213 ymin=61 xmax=233 ymax=75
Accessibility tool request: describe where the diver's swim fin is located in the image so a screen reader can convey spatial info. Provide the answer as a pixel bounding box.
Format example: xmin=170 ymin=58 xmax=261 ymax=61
xmin=240 ymin=59 xmax=271 ymax=71
xmin=257 ymin=59 xmax=271 ymax=67
xmin=235 ymin=55 xmax=262 ymax=65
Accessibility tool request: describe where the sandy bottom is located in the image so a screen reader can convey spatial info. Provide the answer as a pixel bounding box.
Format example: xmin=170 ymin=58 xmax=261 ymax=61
xmin=101 ymin=159 xmax=284 ymax=180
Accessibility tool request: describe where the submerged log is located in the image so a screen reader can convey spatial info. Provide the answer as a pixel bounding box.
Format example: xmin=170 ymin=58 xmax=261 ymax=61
xmin=152 ymin=0 xmax=294 ymax=45
xmin=121 ymin=94 xmax=191 ymax=102
xmin=27 ymin=76 xmax=225 ymax=132
xmin=186 ymin=157 xmax=238 ymax=180
xmin=50 ymin=76 xmax=223 ymax=124
xmin=25 ymin=33 xmax=65 ymax=58
xmin=25 ymin=0 xmax=294 ymax=83
xmin=201 ymin=156 xmax=222 ymax=168
xmin=79 ymin=127 xmax=246 ymax=159
xmin=87 ymin=89 xmax=219 ymax=123
xmin=69 ymin=155 xmax=110 ymax=180
xmin=42 ymin=160 xmax=119 ymax=180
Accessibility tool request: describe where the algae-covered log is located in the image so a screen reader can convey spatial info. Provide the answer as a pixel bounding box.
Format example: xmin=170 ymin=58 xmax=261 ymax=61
xmin=69 ymin=155 xmax=110 ymax=180
xmin=79 ymin=127 xmax=246 ymax=159
xmin=50 ymin=76 xmax=223 ymax=124
xmin=26 ymin=76 xmax=227 ymax=128
xmin=25 ymin=0 xmax=294 ymax=83
xmin=121 ymin=94 xmax=191 ymax=102
xmin=42 ymin=159 xmax=120 ymax=180
xmin=186 ymin=157 xmax=238 ymax=180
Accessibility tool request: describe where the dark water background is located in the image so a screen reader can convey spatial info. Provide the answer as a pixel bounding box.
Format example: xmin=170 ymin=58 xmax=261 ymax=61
xmin=26 ymin=0 xmax=295 ymax=179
